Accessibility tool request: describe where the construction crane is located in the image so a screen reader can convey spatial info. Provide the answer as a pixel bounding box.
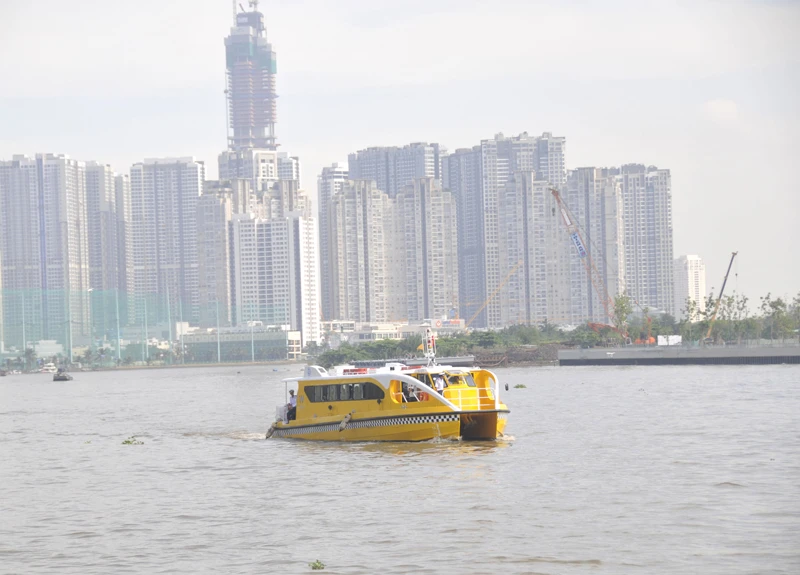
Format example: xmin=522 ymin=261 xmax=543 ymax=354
xmin=450 ymin=294 xmax=459 ymax=320
xmin=705 ymin=251 xmax=738 ymax=341
xmin=549 ymin=187 xmax=659 ymax=343
xmin=550 ymin=188 xmax=627 ymax=337
xmin=466 ymin=259 xmax=524 ymax=328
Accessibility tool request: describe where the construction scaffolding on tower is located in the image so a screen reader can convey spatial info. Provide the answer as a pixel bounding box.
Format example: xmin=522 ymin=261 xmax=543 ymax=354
xmin=226 ymin=2 xmax=278 ymax=151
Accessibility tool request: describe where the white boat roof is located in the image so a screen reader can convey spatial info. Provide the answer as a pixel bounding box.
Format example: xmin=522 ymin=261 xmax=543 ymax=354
xmin=283 ymin=363 xmax=475 ymax=383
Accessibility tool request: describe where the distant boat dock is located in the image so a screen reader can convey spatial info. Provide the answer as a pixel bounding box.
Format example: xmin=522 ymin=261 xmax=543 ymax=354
xmin=559 ymin=344 xmax=800 ymax=366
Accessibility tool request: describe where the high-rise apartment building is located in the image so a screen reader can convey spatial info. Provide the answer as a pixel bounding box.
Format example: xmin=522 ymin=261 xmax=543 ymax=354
xmin=0 ymin=156 xmax=40 ymax=350
xmin=225 ymin=4 xmax=278 ymax=151
xmin=85 ymin=162 xmax=131 ymax=341
xmin=197 ymin=186 xmax=235 ymax=328
xmin=498 ymin=172 xmax=573 ymax=325
xmin=393 ymin=178 xmax=459 ymax=322
xmin=115 ymin=174 xmax=133 ymax=330
xmin=329 ymin=180 xmax=392 ymax=322
xmin=348 ymin=143 xmax=444 ymax=199
xmin=617 ymin=165 xmax=674 ymax=314
xmin=0 ymin=154 xmax=91 ymax=350
xmin=674 ymin=255 xmax=706 ymax=320
xmin=129 ymin=158 xmax=204 ymax=331
xmin=317 ymin=163 xmax=348 ymax=322
xmin=196 ymin=178 xmax=255 ymax=329
xmin=228 ymin=187 xmax=320 ymax=346
xmin=0 ymin=251 xmax=3 ymax=352
xmin=277 ymin=152 xmax=301 ymax=183
xmin=441 ymin=146 xmax=483 ymax=325
xmin=0 ymin=249 xmax=3 ymax=351
xmin=535 ymin=132 xmax=567 ymax=188
xmin=566 ymin=168 xmax=625 ymax=323
xmin=442 ymin=132 xmax=566 ymax=327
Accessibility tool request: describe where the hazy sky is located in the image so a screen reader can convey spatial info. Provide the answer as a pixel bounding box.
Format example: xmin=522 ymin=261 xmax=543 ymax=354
xmin=1 ymin=0 xmax=798 ymax=304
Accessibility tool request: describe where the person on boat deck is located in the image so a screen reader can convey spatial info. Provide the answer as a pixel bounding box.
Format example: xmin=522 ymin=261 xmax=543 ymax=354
xmin=433 ymin=374 xmax=446 ymax=395
xmin=287 ymin=389 xmax=297 ymax=421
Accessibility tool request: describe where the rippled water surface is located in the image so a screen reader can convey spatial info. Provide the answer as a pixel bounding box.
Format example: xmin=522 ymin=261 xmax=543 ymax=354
xmin=1 ymin=364 xmax=798 ymax=574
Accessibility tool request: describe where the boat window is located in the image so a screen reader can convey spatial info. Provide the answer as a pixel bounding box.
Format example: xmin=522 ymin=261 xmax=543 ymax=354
xmin=415 ymin=374 xmax=432 ymax=387
xmin=362 ymin=382 xmax=385 ymax=400
xmin=303 ymin=382 xmax=384 ymax=402
xmin=463 ymin=374 xmax=477 ymax=387
xmin=326 ymin=385 xmax=338 ymax=402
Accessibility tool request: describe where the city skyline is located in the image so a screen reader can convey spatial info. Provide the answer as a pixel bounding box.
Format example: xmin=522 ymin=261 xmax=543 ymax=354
xmin=1 ymin=0 xmax=797 ymax=307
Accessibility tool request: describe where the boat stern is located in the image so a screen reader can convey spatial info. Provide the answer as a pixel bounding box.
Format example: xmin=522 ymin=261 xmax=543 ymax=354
xmin=458 ymin=406 xmax=509 ymax=440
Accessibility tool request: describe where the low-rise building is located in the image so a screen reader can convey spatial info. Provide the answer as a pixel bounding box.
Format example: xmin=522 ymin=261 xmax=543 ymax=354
xmin=181 ymin=327 xmax=301 ymax=362
xmin=322 ymin=319 xmax=466 ymax=348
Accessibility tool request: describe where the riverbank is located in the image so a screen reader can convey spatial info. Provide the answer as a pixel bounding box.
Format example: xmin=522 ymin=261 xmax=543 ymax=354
xmin=4 ymin=360 xmax=301 ymax=375
xmin=559 ymin=344 xmax=800 ymax=366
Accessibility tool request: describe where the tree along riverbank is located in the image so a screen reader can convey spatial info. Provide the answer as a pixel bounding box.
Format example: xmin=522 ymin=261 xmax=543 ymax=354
xmin=310 ymin=293 xmax=800 ymax=371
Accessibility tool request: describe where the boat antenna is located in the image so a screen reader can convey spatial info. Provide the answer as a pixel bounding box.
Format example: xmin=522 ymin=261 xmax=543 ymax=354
xmin=423 ymin=327 xmax=437 ymax=366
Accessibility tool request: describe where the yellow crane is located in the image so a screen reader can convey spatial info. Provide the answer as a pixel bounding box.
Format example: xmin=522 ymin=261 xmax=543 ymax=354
xmin=550 ymin=188 xmax=619 ymax=327
xmin=705 ymin=251 xmax=738 ymax=341
xmin=466 ymin=260 xmax=524 ymax=328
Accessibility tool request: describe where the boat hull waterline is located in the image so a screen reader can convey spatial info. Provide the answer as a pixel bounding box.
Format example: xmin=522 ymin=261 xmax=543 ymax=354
xmin=271 ymin=410 xmax=508 ymax=441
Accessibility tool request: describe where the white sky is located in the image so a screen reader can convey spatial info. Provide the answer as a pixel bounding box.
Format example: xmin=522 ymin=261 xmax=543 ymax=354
xmin=1 ymin=0 xmax=798 ymax=304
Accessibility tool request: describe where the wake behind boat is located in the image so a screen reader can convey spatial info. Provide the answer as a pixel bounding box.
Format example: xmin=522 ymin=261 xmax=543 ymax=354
xmin=266 ymin=329 xmax=509 ymax=442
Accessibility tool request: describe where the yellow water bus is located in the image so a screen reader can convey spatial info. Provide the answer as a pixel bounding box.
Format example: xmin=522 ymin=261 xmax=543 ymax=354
xmin=266 ymin=360 xmax=510 ymax=442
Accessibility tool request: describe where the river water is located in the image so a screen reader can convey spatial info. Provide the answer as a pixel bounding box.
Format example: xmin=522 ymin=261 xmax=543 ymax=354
xmin=0 ymin=365 xmax=798 ymax=574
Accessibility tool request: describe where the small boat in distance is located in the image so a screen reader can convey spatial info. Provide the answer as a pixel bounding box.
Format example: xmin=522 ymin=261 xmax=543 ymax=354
xmin=53 ymin=369 xmax=73 ymax=382
xmin=266 ymin=329 xmax=510 ymax=442
xmin=40 ymin=363 xmax=58 ymax=374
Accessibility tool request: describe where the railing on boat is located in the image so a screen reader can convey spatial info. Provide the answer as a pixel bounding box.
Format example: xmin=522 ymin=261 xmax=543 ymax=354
xmin=442 ymin=386 xmax=498 ymax=411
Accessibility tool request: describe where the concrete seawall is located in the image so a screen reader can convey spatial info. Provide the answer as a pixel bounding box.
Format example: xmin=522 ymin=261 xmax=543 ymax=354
xmin=559 ymin=345 xmax=800 ymax=366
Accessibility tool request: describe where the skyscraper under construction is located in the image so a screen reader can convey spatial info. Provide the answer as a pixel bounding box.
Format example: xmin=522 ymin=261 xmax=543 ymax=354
xmin=225 ymin=1 xmax=278 ymax=151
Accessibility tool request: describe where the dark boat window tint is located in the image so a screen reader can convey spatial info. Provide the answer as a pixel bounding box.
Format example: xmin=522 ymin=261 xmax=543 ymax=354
xmin=362 ymin=382 xmax=385 ymax=400
xmin=304 ymin=382 xmax=384 ymax=402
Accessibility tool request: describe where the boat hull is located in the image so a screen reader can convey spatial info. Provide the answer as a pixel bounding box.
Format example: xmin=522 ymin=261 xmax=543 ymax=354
xmin=460 ymin=411 xmax=509 ymax=440
xmin=272 ymin=410 xmax=508 ymax=442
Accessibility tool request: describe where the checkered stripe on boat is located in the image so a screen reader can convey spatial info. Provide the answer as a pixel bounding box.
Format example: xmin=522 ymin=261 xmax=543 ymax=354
xmin=272 ymin=413 xmax=459 ymax=437
xmin=348 ymin=413 xmax=458 ymax=429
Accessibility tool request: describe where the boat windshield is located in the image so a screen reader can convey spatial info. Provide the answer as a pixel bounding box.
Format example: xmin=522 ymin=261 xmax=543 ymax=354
xmin=412 ymin=373 xmax=433 ymax=387
xmin=446 ymin=373 xmax=477 ymax=387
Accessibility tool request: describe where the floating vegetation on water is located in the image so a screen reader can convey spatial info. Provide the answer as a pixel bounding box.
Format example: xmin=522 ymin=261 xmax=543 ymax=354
xmin=122 ymin=436 xmax=144 ymax=445
xmin=514 ymin=384 xmax=527 ymax=389
xmin=309 ymin=559 xmax=326 ymax=570
xmin=84 ymin=440 xmax=91 ymax=444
